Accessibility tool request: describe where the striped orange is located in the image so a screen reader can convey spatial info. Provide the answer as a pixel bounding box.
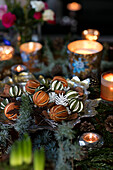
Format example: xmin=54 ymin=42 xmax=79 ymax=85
xmin=4 ymin=102 xmax=20 ymax=120
xmin=25 ymin=80 xmax=40 ymax=94
xmin=49 ymin=105 xmax=68 ymax=122
xmin=33 ymin=90 xmax=49 ymax=107
xmin=52 ymin=76 xmax=68 ymax=87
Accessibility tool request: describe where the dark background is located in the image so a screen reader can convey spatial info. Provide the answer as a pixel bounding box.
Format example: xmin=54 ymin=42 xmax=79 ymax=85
xmin=43 ymin=0 xmax=113 ymax=36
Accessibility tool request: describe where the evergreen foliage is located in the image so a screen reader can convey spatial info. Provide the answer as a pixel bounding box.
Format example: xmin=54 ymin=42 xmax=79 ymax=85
xmin=33 ymin=130 xmax=57 ymax=161
xmin=14 ymin=94 xmax=33 ymax=136
xmin=0 ymin=123 xmax=11 ymax=147
xmin=55 ymin=122 xmax=83 ymax=170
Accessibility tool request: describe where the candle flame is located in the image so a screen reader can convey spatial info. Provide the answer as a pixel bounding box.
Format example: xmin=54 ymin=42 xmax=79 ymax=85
xmin=110 ymin=87 xmax=113 ymax=91
xmin=16 ymin=65 xmax=23 ymax=72
xmin=89 ymin=133 xmax=93 ymax=139
xmin=5 ymin=49 xmax=10 ymax=55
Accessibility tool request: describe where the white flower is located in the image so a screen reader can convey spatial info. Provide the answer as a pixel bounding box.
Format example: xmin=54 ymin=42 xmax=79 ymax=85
xmin=49 ymin=92 xmax=57 ymax=103
xmin=55 ymin=93 xmax=68 ymax=106
xmin=30 ymin=1 xmax=45 ymax=12
xmin=42 ymin=9 xmax=54 ymax=21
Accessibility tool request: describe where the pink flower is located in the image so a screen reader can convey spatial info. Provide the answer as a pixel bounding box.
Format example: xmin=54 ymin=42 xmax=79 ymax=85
xmin=33 ymin=12 xmax=42 ymax=20
xmin=0 ymin=5 xmax=7 ymax=20
xmin=2 ymin=12 xmax=16 ymax=28
xmin=44 ymin=2 xmax=48 ymax=10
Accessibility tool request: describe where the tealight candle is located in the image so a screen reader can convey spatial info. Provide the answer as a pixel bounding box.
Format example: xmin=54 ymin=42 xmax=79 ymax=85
xmin=0 ymin=45 xmax=14 ymax=61
xmin=67 ymin=40 xmax=103 ymax=78
xmin=83 ymin=133 xmax=99 ymax=143
xmin=79 ymin=132 xmax=103 ymax=148
xmin=67 ymin=2 xmax=82 ymax=11
xmin=11 ymin=64 xmax=28 ymax=75
xmin=20 ymin=42 xmax=42 ymax=72
xmin=101 ymin=72 xmax=113 ymax=101
xmin=82 ymin=29 xmax=100 ymax=41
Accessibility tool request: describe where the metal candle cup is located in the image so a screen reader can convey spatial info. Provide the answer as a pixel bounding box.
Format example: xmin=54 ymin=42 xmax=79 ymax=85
xmin=11 ymin=64 xmax=28 ymax=75
xmin=82 ymin=29 xmax=100 ymax=41
xmin=67 ymin=40 xmax=103 ymax=79
xmin=0 ymin=45 xmax=14 ymax=61
xmin=20 ymin=42 xmax=42 ymax=72
xmin=101 ymin=72 xmax=113 ymax=101
xmin=79 ymin=132 xmax=104 ymax=149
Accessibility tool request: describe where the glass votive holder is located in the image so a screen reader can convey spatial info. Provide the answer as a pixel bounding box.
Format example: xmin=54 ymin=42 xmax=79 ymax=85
xmin=11 ymin=64 xmax=28 ymax=75
xmin=67 ymin=40 xmax=103 ymax=79
xmin=101 ymin=72 xmax=113 ymax=101
xmin=20 ymin=42 xmax=42 ymax=72
xmin=0 ymin=45 xmax=14 ymax=61
xmin=82 ymin=29 xmax=100 ymax=41
xmin=78 ymin=132 xmax=104 ymax=149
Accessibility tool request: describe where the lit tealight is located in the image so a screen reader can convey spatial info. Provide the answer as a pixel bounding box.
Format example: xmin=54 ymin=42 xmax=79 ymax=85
xmin=15 ymin=65 xmax=24 ymax=73
xmin=67 ymin=2 xmax=82 ymax=11
xmin=82 ymin=29 xmax=100 ymax=41
xmin=11 ymin=64 xmax=28 ymax=75
xmin=83 ymin=133 xmax=99 ymax=143
xmin=103 ymin=73 xmax=113 ymax=82
xmin=0 ymin=46 xmax=14 ymax=61
xmin=79 ymin=132 xmax=103 ymax=148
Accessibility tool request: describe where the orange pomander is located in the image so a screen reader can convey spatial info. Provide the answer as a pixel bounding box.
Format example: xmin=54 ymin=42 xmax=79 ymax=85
xmin=25 ymin=80 xmax=40 ymax=94
xmin=52 ymin=76 xmax=68 ymax=87
xmin=49 ymin=105 xmax=68 ymax=122
xmin=33 ymin=90 xmax=49 ymax=107
xmin=4 ymin=102 xmax=20 ymax=120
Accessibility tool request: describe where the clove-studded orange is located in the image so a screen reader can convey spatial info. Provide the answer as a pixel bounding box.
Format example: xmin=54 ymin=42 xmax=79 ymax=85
xmin=25 ymin=80 xmax=40 ymax=94
xmin=52 ymin=76 xmax=68 ymax=87
xmin=33 ymin=90 xmax=49 ymax=107
xmin=49 ymin=105 xmax=68 ymax=122
xmin=4 ymin=102 xmax=20 ymax=120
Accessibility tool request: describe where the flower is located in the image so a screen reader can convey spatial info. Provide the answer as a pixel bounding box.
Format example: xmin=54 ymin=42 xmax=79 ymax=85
xmin=2 ymin=12 xmax=16 ymax=28
xmin=42 ymin=9 xmax=54 ymax=21
xmin=44 ymin=2 xmax=48 ymax=10
xmin=33 ymin=12 xmax=42 ymax=20
xmin=49 ymin=92 xmax=57 ymax=103
xmin=0 ymin=5 xmax=7 ymax=20
xmin=55 ymin=93 xmax=68 ymax=106
xmin=30 ymin=1 xmax=45 ymax=12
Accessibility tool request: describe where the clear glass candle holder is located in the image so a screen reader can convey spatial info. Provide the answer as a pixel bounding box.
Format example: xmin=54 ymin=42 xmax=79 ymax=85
xmin=101 ymin=72 xmax=113 ymax=101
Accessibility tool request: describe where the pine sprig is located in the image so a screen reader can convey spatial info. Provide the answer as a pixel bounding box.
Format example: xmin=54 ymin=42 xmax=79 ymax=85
xmin=33 ymin=130 xmax=57 ymax=161
xmin=0 ymin=124 xmax=12 ymax=147
xmin=55 ymin=122 xmax=83 ymax=170
xmin=14 ymin=94 xmax=33 ymax=136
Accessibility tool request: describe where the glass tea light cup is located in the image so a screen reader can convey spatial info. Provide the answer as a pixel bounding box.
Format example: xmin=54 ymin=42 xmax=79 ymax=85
xmin=82 ymin=29 xmax=100 ymax=41
xmin=20 ymin=42 xmax=42 ymax=72
xmin=67 ymin=40 xmax=103 ymax=79
xmin=79 ymin=132 xmax=104 ymax=149
xmin=0 ymin=45 xmax=14 ymax=61
xmin=11 ymin=64 xmax=28 ymax=75
xmin=101 ymin=72 xmax=113 ymax=101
